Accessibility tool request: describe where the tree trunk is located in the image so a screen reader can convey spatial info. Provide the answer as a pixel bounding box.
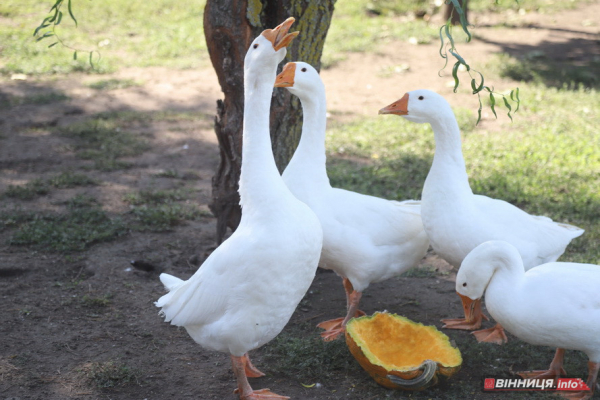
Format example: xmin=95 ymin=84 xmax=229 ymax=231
xmin=444 ymin=0 xmax=468 ymax=25
xmin=204 ymin=0 xmax=336 ymax=243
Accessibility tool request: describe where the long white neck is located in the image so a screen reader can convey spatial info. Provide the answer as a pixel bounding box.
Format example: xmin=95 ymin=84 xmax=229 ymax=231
xmin=482 ymin=250 xmax=525 ymax=322
xmin=283 ymin=85 xmax=330 ymax=188
xmin=423 ymin=111 xmax=473 ymax=198
xmin=239 ymin=66 xmax=288 ymax=210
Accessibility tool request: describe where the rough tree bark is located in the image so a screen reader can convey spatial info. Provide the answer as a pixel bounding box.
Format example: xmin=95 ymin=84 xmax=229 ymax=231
xmin=204 ymin=1 xmax=336 ymax=243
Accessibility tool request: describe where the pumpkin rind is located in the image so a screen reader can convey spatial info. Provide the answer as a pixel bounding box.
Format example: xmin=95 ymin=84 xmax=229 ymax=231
xmin=345 ymin=312 xmax=462 ymax=390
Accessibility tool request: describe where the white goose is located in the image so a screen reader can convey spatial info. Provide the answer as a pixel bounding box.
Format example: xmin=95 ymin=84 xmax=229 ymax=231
xmin=275 ymin=62 xmax=429 ymax=341
xmin=379 ymin=89 xmax=584 ymax=344
xmin=155 ymin=19 xmax=323 ymax=400
xmin=457 ymin=240 xmax=600 ymax=400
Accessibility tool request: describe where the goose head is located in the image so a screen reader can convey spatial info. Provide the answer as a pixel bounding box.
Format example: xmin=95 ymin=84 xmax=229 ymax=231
xmin=244 ymin=17 xmax=299 ymax=74
xmin=379 ymin=89 xmax=452 ymax=124
xmin=274 ymin=61 xmax=324 ymax=101
xmin=455 ymin=241 xmax=522 ymax=319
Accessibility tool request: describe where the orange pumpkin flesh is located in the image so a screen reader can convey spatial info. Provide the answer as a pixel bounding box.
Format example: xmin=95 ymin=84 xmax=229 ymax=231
xmin=346 ymin=312 xmax=462 ymax=390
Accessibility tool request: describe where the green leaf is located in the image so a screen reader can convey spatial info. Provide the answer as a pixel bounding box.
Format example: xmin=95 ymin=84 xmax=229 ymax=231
xmin=503 ymin=96 xmax=513 ymax=121
xmin=452 ymin=61 xmax=461 ymax=93
xmin=512 ymin=87 xmax=521 ymax=112
xmin=448 ymin=49 xmax=469 ymax=70
xmin=33 ymin=23 xmax=51 ymax=37
xmin=36 ymin=32 xmax=55 ymax=42
xmin=489 ymin=93 xmax=498 ymax=118
xmin=73 ymin=50 xmax=78 ymax=60
xmin=89 ymin=51 xmax=94 ymax=69
xmin=56 ymin=11 xmax=63 ymax=25
xmin=449 ymin=0 xmax=471 ymax=41
xmin=444 ymin=22 xmax=456 ymax=51
xmin=68 ymin=0 xmax=77 ymax=27
xmin=476 ymin=95 xmax=483 ymax=125
xmin=49 ymin=0 xmax=63 ymax=13
xmin=48 ymin=42 xmax=59 ymax=48
xmin=473 ymin=71 xmax=484 ymax=93
xmin=438 ymin=25 xmax=446 ymax=59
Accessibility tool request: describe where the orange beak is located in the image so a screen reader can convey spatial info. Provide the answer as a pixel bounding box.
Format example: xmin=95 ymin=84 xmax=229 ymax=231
xmin=274 ymin=62 xmax=296 ymax=88
xmin=379 ymin=93 xmax=409 ymax=115
xmin=457 ymin=292 xmax=482 ymax=323
xmin=261 ymin=17 xmax=299 ymax=51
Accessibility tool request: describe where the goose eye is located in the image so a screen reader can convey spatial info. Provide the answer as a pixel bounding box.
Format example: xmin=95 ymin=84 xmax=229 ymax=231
xmin=301 ymin=67 xmax=307 ymax=72
xmin=462 ymin=282 xmax=467 ymax=287
xmin=418 ymin=96 xmax=424 ymax=100
xmin=253 ymin=44 xmax=259 ymax=49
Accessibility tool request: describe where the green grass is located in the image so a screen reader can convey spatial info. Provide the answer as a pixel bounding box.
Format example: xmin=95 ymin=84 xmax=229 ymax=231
xmin=61 ymin=116 xmax=150 ymax=170
xmin=2 ymin=172 xmax=97 ymax=200
xmin=123 ymin=188 xmax=190 ymax=205
xmin=2 ymin=0 xmax=593 ymax=76
xmin=81 ymin=360 xmax=139 ymax=388
xmin=401 ymin=264 xmax=441 ymax=278
xmin=66 ymin=194 xmax=100 ymax=209
xmin=124 ymin=188 xmax=206 ymax=232
xmin=87 ymin=78 xmax=142 ymax=90
xmin=128 ymin=204 xmax=205 ymax=231
xmin=3 ymin=178 xmax=50 ymax=200
xmin=489 ymin=53 xmax=600 ymax=89
xmin=9 ymin=207 xmax=127 ymax=252
xmin=0 ymin=209 xmax=38 ymax=232
xmin=363 ymin=0 xmax=431 ymax=16
xmin=360 ymin=0 xmax=591 ymax=16
xmin=325 ymin=84 xmax=600 ymax=265
xmin=322 ymin=1 xmax=438 ymax=68
xmin=322 ymin=0 xmax=593 ymax=69
xmin=262 ymin=326 xmax=356 ymax=381
xmin=0 ymin=0 xmax=208 ymax=75
xmin=154 ymin=169 xmax=180 ymax=178
xmin=81 ymin=293 xmax=113 ymax=308
xmin=0 ymin=91 xmax=70 ymax=108
xmin=2 ymin=184 xmax=206 ymax=249
xmin=49 ymin=171 xmax=98 ymax=188
xmin=468 ymin=0 xmax=594 ymax=14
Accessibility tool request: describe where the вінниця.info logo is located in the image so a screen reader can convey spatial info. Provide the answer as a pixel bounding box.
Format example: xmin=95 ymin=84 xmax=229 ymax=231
xmin=483 ymin=377 xmax=590 ymax=392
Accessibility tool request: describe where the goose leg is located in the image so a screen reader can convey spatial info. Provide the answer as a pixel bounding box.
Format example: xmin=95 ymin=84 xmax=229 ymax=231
xmin=317 ymin=278 xmax=365 ymax=340
xmin=231 ymin=355 xmax=289 ymax=399
xmin=442 ymin=294 xmax=489 ymax=331
xmin=472 ymin=323 xmax=508 ymax=345
xmin=242 ymin=353 xmax=265 ymax=378
xmin=559 ymin=361 xmax=599 ymax=400
xmin=518 ymin=348 xmax=567 ymax=379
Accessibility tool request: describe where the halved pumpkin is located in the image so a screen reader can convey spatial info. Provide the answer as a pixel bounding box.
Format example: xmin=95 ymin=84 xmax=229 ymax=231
xmin=345 ymin=312 xmax=462 ymax=390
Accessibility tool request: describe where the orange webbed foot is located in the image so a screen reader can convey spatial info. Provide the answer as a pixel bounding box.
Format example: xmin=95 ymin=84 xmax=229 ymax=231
xmin=518 ymin=348 xmax=567 ymax=380
xmin=442 ymin=294 xmax=490 ymax=330
xmin=441 ymin=317 xmax=483 ymax=330
xmin=232 ymin=354 xmax=289 ymax=399
xmin=242 ymin=353 xmax=265 ymax=378
xmin=317 ymin=309 xmax=365 ymax=341
xmin=472 ymin=324 xmax=508 ymax=344
xmin=320 ymin=326 xmax=345 ymax=342
xmin=316 ymin=317 xmax=344 ymax=332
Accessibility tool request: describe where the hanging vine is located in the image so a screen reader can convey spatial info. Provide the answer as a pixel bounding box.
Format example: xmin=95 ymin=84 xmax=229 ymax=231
xmin=33 ymin=0 xmax=100 ymax=69
xmin=440 ymin=0 xmax=520 ymax=123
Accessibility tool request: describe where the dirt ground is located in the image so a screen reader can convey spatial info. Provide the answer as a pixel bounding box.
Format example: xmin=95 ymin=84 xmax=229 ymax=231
xmin=1 ymin=3 xmax=599 ymax=400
